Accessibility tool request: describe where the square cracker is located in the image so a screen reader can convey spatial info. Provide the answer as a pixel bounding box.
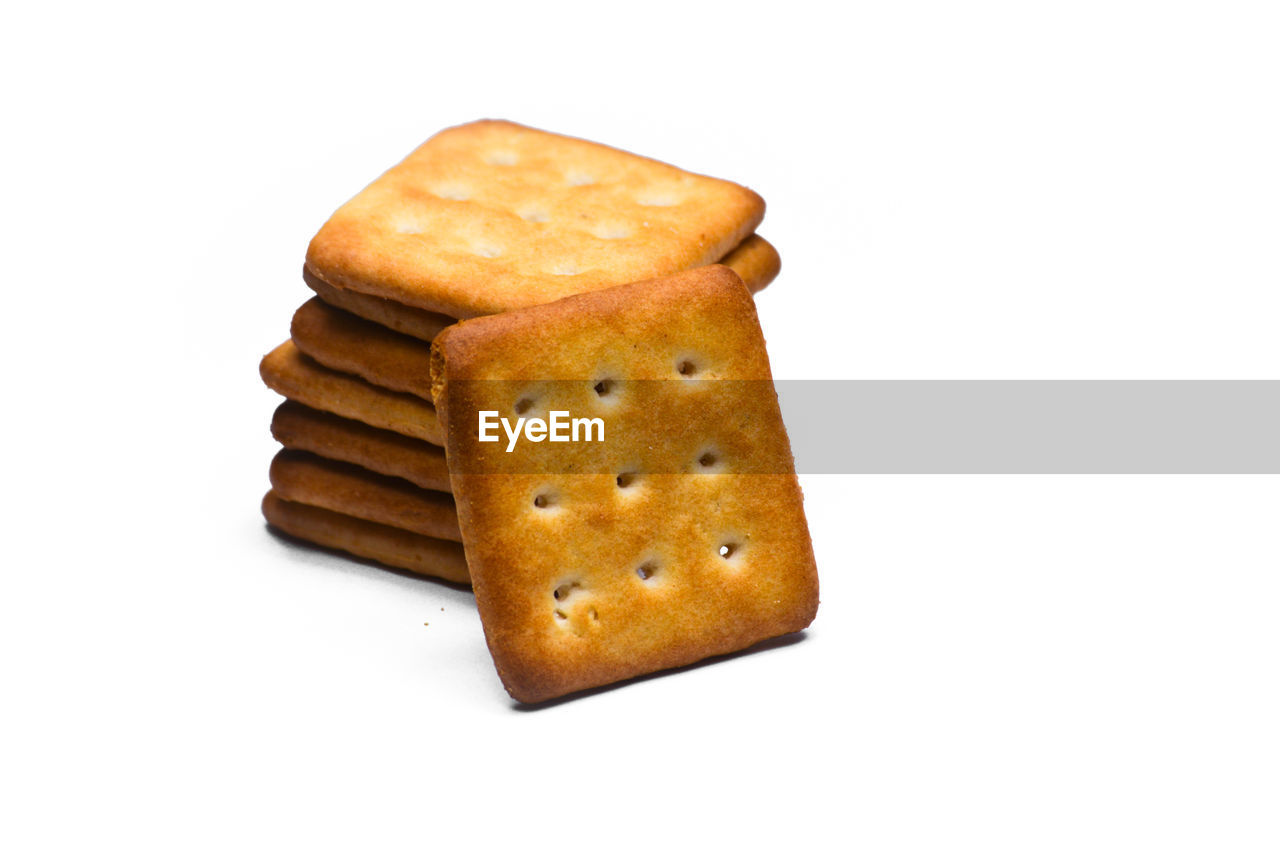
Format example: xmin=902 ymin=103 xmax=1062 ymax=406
xmin=306 ymin=120 xmax=765 ymax=319
xmin=430 ymin=265 xmax=818 ymax=703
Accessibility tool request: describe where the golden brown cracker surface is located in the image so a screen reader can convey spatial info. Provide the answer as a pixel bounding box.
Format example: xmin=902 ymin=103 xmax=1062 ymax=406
xmin=431 ymin=265 xmax=818 ymax=703
xmin=304 ymin=234 xmax=781 ymax=341
xmin=306 ymin=120 xmax=766 ymax=318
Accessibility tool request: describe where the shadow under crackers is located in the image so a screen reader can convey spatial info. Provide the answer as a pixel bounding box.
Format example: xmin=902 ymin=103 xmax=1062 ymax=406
xmin=509 ymin=631 xmax=811 ymax=712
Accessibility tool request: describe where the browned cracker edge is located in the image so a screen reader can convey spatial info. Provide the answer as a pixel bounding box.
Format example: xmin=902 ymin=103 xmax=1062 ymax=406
xmin=262 ymin=491 xmax=469 ymax=584
xmin=270 ymin=401 xmax=451 ymax=493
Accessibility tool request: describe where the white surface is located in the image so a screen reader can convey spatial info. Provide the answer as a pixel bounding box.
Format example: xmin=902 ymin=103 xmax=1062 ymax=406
xmin=3 ymin=2 xmax=1278 ymax=851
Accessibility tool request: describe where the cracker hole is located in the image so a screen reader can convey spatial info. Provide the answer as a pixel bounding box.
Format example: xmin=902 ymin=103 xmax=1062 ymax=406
xmin=616 ymin=471 xmax=637 ymax=489
xmin=588 ymin=608 xmax=599 ymax=622
xmin=594 ymin=379 xmax=614 ymax=398
xmin=677 ymin=359 xmax=698 ymax=377
xmin=719 ymin=543 xmax=738 ymax=559
xmin=636 ymin=561 xmax=657 ymax=581
xmin=553 ymin=581 xmax=580 ymax=601
xmin=698 ymin=452 xmax=718 ymax=468
xmin=485 ymin=151 xmax=518 ymax=165
xmin=533 ymin=492 xmax=556 ymax=510
xmin=554 ymin=609 xmax=567 ymax=621
xmin=514 ymin=397 xmax=534 ymax=415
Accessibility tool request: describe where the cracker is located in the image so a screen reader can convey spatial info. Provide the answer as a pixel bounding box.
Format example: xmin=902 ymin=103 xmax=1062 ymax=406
xmin=304 ymin=266 xmax=455 ymax=342
xmin=292 ymin=230 xmax=780 ymax=398
xmin=290 ymin=297 xmax=433 ymax=399
xmin=430 ymin=265 xmax=818 ymax=703
xmin=720 ymin=234 xmax=781 ymax=296
xmin=271 ymin=401 xmax=450 ymax=493
xmin=269 ymin=449 xmax=461 ymax=542
xmin=306 ymin=120 xmax=766 ymax=318
xmin=304 ymin=233 xmax=781 ymax=342
xmin=262 ymin=491 xmax=468 ymax=583
xmin=260 ymin=340 xmax=443 ymax=444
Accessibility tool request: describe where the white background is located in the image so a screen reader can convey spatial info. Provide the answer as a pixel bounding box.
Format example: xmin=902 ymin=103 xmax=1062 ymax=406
xmin=3 ymin=2 xmax=1278 ymax=850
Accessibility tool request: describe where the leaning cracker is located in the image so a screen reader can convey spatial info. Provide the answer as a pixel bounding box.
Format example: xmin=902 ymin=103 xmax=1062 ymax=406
xmin=262 ymin=491 xmax=468 ymax=583
xmin=306 ymin=120 xmax=766 ymax=318
xmin=431 ymin=265 xmax=818 ymax=703
xmin=269 ymin=449 xmax=461 ymax=542
xmin=260 ymin=340 xmax=443 ymax=444
xmin=304 ymin=233 xmax=781 ymax=342
xmin=270 ymin=401 xmax=450 ymax=492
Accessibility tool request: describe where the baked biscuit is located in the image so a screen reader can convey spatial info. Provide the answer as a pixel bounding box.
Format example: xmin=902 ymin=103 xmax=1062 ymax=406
xmin=304 ymin=267 xmax=455 ymax=342
xmin=269 ymin=449 xmax=461 ymax=541
xmin=262 ymin=491 xmax=468 ymax=583
xmin=293 ymin=228 xmax=780 ymax=395
xmin=306 ymin=120 xmax=766 ymax=318
xmin=260 ymin=340 xmax=443 ymax=444
xmin=270 ymin=401 xmax=450 ymax=492
xmin=303 ymin=233 xmax=781 ymax=342
xmin=290 ymin=298 xmax=433 ymax=400
xmin=431 ymin=265 xmax=818 ymax=703
xmin=719 ymin=234 xmax=782 ymax=296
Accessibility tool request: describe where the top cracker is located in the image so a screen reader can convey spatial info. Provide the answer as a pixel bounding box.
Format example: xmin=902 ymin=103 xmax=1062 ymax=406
xmin=430 ymin=265 xmax=818 ymax=703
xmin=305 ymin=120 xmax=765 ymax=318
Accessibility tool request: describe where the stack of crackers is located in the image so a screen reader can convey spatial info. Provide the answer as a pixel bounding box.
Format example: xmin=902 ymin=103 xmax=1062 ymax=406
xmin=260 ymin=120 xmax=817 ymax=702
